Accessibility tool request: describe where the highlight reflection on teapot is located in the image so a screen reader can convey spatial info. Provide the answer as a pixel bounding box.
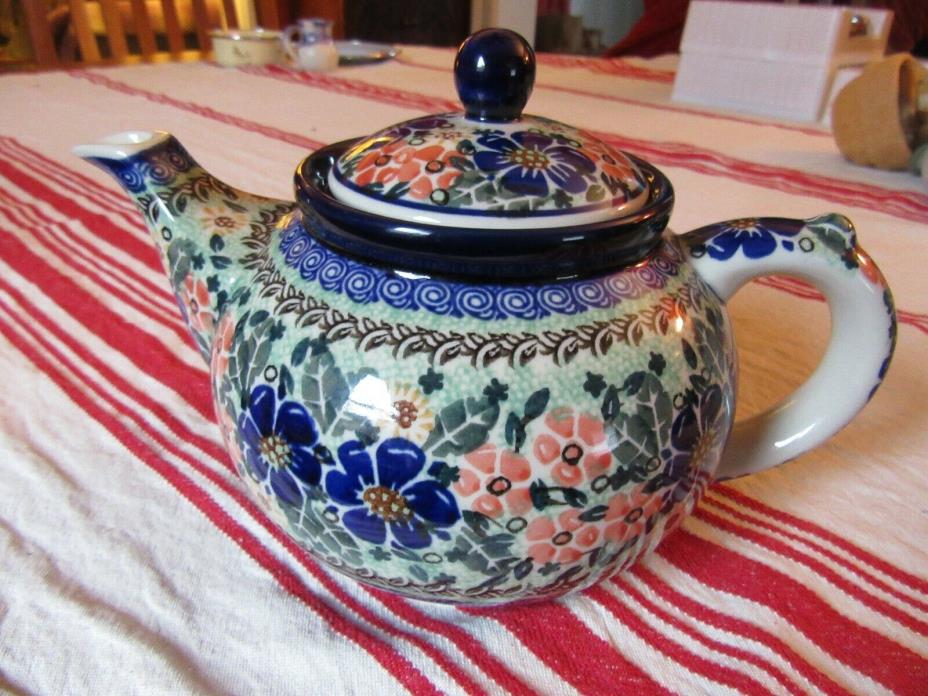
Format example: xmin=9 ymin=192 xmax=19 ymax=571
xmin=74 ymin=29 xmax=895 ymax=605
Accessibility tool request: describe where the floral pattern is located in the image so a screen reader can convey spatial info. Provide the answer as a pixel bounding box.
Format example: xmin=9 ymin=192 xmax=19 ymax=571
xmin=603 ymin=483 xmax=662 ymax=545
xmin=105 ymin=134 xmax=893 ymax=605
xmin=334 ymin=113 xmax=648 ymax=217
xmin=239 ymin=385 xmax=322 ymax=506
xmin=473 ymin=131 xmax=595 ymax=198
xmin=664 ymin=384 xmax=725 ymax=505
xmin=375 ymin=384 xmax=435 ymax=445
xmin=198 ymin=204 xmax=251 ymax=237
xmin=454 ymin=444 xmax=533 ymax=518
xmin=324 ymin=438 xmax=460 ymax=549
xmin=526 ymin=509 xmax=599 ymax=564
xmin=532 ymin=407 xmax=612 ymax=487
xmin=696 ymin=218 xmax=804 ymax=260
xmin=178 ymin=274 xmax=215 ymax=336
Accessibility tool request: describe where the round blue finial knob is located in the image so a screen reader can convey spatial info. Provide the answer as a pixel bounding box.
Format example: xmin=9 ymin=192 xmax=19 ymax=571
xmin=454 ymin=28 xmax=535 ymax=122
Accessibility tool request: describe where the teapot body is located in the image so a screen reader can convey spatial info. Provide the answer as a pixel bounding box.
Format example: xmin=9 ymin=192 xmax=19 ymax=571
xmin=200 ymin=211 xmax=736 ymax=604
xmin=76 ymin=130 xmax=894 ymax=606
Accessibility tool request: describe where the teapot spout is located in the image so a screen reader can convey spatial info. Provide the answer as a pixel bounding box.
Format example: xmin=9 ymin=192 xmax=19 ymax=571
xmin=74 ymin=131 xmax=295 ymax=362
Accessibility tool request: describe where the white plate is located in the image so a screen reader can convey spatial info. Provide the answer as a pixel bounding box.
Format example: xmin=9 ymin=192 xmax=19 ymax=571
xmin=335 ymin=40 xmax=399 ymax=65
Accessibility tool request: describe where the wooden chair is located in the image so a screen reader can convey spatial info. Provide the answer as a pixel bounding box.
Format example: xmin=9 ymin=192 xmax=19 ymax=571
xmin=21 ymin=0 xmax=281 ymax=67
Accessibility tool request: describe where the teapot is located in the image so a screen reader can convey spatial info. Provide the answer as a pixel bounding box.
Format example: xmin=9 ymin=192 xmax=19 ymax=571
xmin=74 ymin=29 xmax=896 ymax=605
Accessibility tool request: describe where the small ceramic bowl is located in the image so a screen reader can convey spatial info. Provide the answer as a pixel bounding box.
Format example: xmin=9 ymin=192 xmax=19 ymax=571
xmin=210 ymin=28 xmax=284 ymax=67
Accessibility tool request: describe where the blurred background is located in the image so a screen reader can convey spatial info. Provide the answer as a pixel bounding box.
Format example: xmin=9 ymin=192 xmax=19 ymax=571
xmin=1 ymin=0 xmax=925 ymax=69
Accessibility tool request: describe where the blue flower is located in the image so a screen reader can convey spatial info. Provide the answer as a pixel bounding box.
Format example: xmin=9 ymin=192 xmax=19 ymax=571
xmin=473 ymin=131 xmax=595 ymax=198
xmin=704 ymin=218 xmax=802 ymax=260
xmin=239 ymin=384 xmax=321 ymax=506
xmin=325 ymin=438 xmax=460 ymax=549
xmin=663 ymin=385 xmax=725 ymax=503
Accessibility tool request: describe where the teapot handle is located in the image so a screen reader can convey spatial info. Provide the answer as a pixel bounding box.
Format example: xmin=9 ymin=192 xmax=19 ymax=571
xmin=681 ymin=214 xmax=896 ymax=480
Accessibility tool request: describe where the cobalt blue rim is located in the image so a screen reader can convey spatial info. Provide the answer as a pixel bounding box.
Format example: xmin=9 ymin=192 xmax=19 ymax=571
xmin=294 ymin=139 xmax=674 ymax=282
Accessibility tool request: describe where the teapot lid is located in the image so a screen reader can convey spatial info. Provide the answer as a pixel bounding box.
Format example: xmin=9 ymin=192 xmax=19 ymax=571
xmin=327 ymin=29 xmax=650 ymax=229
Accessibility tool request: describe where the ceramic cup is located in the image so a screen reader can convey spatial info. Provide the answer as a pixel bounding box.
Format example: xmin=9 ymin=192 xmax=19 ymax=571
xmin=210 ymin=28 xmax=284 ymax=67
xmin=282 ymin=17 xmax=339 ymax=72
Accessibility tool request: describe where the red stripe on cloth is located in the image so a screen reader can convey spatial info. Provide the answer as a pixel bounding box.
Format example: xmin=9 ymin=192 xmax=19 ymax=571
xmin=694 ymin=505 xmax=928 ymax=637
xmin=613 ymin=578 xmax=805 ymax=695
xmin=0 ymin=190 xmax=189 ymax=343
xmin=68 ymin=70 xmax=326 ymax=151
xmin=630 ymin=564 xmax=848 ymax=696
xmin=703 ymin=492 xmax=928 ymax=615
xmin=0 ymin=297 xmax=441 ymax=696
xmin=1 ymin=207 xmax=530 ymax=693
xmin=240 ymin=65 xmax=928 ymax=226
xmin=0 ymin=221 xmax=219 ymax=426
xmin=715 ymin=485 xmax=928 ymax=597
xmin=367 ymin=589 xmax=536 ymax=696
xmin=244 ymin=64 xmax=460 ymax=113
xmin=535 ymin=53 xmax=677 ymax=83
xmin=2 ymin=132 xmax=576 ymax=692
xmin=0 ymin=263 xmax=498 ymax=696
xmin=394 ymin=54 xmax=831 ymax=139
xmin=2 ymin=234 xmax=524 ymax=696
xmin=588 ymin=583 xmax=779 ymax=695
xmin=659 ymin=529 xmax=928 ymax=692
xmin=0 ymin=155 xmax=162 ymax=275
xmin=593 ymin=133 xmax=928 ymax=225
xmin=464 ymin=601 xmax=673 ymax=694
xmin=1 ymin=136 xmax=139 ymax=216
xmin=0 ymin=232 xmax=231 ymax=468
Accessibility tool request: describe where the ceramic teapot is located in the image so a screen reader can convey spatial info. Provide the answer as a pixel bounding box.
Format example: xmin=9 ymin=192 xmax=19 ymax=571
xmin=74 ymin=29 xmax=895 ymax=605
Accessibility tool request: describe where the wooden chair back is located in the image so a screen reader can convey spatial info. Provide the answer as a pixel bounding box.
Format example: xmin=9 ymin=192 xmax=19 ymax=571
xmin=21 ymin=0 xmax=281 ymax=67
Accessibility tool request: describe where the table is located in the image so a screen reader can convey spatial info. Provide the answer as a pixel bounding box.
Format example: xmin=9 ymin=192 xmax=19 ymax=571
xmin=0 ymin=47 xmax=926 ymax=694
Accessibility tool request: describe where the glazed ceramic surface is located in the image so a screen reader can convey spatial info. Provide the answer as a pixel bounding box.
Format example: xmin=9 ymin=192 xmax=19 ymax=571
xmin=282 ymin=17 xmax=338 ymax=72
xmin=209 ymin=28 xmax=284 ymax=67
xmin=74 ymin=30 xmax=896 ymax=605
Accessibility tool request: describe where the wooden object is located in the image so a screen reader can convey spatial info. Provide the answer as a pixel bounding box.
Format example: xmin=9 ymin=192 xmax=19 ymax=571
xmin=20 ymin=0 xmax=283 ymax=67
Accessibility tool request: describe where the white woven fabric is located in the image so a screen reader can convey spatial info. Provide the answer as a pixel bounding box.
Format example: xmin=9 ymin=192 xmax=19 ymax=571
xmin=0 ymin=49 xmax=925 ymax=694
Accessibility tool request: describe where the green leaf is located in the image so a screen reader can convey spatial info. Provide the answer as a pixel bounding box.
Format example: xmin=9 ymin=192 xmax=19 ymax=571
xmin=505 ymin=412 xmax=525 ymax=451
xmin=423 ymin=397 xmax=500 ymax=457
xmin=301 ymin=350 xmax=350 ymax=432
xmin=210 ymin=255 xmax=232 ymax=270
xmin=279 ymin=364 xmax=294 ymax=398
xmin=249 ymin=310 xmax=270 ymax=326
xmin=682 ymin=339 xmax=698 ymax=370
xmin=291 ymin=337 xmax=311 ymax=367
xmin=523 ymin=388 xmax=550 ymax=421
xmin=462 ymin=510 xmax=497 ymax=538
xmin=612 ymin=412 xmax=658 ymax=472
xmin=633 ymin=372 xmax=672 ymax=449
xmin=601 ymin=384 xmax=621 ymax=422
xmin=513 ymin=558 xmax=533 ymax=580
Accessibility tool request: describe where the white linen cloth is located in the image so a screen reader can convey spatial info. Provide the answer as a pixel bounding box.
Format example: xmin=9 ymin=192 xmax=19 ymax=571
xmin=0 ymin=48 xmax=925 ymax=694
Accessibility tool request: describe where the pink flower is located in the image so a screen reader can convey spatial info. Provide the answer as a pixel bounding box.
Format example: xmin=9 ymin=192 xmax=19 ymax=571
xmin=454 ymin=444 xmax=533 ymax=518
xmin=526 ymin=509 xmax=600 ymax=564
xmin=532 ymin=407 xmax=612 ymax=487
xmin=353 ymin=141 xmax=465 ymax=201
xmin=602 ymin=483 xmax=662 ymax=546
xmin=210 ymin=312 xmax=235 ymax=382
xmin=179 ymin=274 xmax=214 ymax=336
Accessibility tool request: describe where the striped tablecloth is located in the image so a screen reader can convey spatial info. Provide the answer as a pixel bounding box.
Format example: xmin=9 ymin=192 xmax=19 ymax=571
xmin=1 ymin=47 xmax=926 ymax=695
